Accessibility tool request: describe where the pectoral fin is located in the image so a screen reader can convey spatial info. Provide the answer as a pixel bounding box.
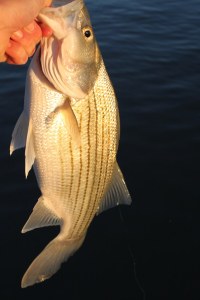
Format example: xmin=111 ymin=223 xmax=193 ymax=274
xmin=61 ymin=100 xmax=80 ymax=146
xmin=46 ymin=100 xmax=80 ymax=146
xmin=25 ymin=119 xmax=35 ymax=178
xmin=97 ymin=162 xmax=132 ymax=215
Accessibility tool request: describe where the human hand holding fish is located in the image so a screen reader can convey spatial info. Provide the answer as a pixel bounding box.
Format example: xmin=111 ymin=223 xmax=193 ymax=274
xmin=0 ymin=0 xmax=52 ymax=64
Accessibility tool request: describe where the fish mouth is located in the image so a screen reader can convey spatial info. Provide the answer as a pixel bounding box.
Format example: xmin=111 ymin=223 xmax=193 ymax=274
xmin=39 ymin=0 xmax=84 ymax=18
xmin=38 ymin=0 xmax=84 ymax=39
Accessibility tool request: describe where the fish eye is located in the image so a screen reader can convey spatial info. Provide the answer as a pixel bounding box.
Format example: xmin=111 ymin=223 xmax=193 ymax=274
xmin=85 ymin=30 xmax=91 ymax=38
xmin=82 ymin=26 xmax=93 ymax=40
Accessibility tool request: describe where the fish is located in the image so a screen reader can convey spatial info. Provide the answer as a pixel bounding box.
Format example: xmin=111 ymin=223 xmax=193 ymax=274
xmin=10 ymin=0 xmax=131 ymax=288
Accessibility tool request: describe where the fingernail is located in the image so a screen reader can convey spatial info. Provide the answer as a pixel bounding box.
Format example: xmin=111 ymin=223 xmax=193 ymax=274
xmin=12 ymin=30 xmax=23 ymax=39
xmin=24 ymin=22 xmax=35 ymax=33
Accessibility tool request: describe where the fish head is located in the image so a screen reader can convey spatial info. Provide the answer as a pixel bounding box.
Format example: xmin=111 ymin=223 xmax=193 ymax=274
xmin=38 ymin=0 xmax=101 ymax=99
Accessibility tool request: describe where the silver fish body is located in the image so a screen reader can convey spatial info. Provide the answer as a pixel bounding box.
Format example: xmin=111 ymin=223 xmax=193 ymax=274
xmin=10 ymin=0 xmax=131 ymax=288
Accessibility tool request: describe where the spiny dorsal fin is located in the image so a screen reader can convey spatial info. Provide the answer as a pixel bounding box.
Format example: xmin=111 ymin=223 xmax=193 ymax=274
xmin=22 ymin=196 xmax=60 ymax=233
xmin=10 ymin=111 xmax=28 ymax=155
xmin=96 ymin=162 xmax=132 ymax=215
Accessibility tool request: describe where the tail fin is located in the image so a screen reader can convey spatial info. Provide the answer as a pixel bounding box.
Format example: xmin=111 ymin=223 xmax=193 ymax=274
xmin=21 ymin=234 xmax=85 ymax=288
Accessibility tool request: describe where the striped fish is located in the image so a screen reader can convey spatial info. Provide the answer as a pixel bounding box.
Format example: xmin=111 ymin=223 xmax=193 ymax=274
xmin=10 ymin=0 xmax=131 ymax=288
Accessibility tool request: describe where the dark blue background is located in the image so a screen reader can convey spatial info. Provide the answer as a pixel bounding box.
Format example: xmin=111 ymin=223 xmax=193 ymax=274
xmin=0 ymin=0 xmax=200 ymax=299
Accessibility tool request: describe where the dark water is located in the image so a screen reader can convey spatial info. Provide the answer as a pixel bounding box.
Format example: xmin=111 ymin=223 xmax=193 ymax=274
xmin=0 ymin=0 xmax=200 ymax=299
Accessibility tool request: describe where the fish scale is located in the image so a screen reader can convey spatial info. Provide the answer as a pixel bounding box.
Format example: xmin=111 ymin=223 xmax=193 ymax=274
xmin=10 ymin=0 xmax=131 ymax=288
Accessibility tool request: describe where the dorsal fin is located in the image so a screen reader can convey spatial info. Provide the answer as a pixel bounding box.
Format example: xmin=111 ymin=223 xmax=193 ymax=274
xmin=25 ymin=119 xmax=35 ymax=178
xmin=97 ymin=162 xmax=132 ymax=215
xmin=22 ymin=196 xmax=60 ymax=233
xmin=10 ymin=111 xmax=28 ymax=155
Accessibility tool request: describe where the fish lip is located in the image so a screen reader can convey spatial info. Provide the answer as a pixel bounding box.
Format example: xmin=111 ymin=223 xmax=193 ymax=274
xmin=38 ymin=0 xmax=84 ymax=38
xmin=39 ymin=0 xmax=84 ymax=15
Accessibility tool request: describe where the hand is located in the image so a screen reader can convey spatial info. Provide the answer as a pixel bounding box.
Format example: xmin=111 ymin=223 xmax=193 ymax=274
xmin=0 ymin=0 xmax=53 ymax=65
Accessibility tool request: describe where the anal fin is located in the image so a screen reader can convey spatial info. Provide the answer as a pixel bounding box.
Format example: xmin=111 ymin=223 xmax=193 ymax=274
xmin=97 ymin=162 xmax=132 ymax=215
xmin=22 ymin=196 xmax=60 ymax=233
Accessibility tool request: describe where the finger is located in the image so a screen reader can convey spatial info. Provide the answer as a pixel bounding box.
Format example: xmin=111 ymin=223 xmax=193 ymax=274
xmin=11 ymin=22 xmax=42 ymax=57
xmin=6 ymin=57 xmax=15 ymax=65
xmin=11 ymin=22 xmax=42 ymax=45
xmin=0 ymin=54 xmax=7 ymax=63
xmin=5 ymin=40 xmax=28 ymax=65
xmin=24 ymin=22 xmax=42 ymax=43
xmin=44 ymin=0 xmax=52 ymax=6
